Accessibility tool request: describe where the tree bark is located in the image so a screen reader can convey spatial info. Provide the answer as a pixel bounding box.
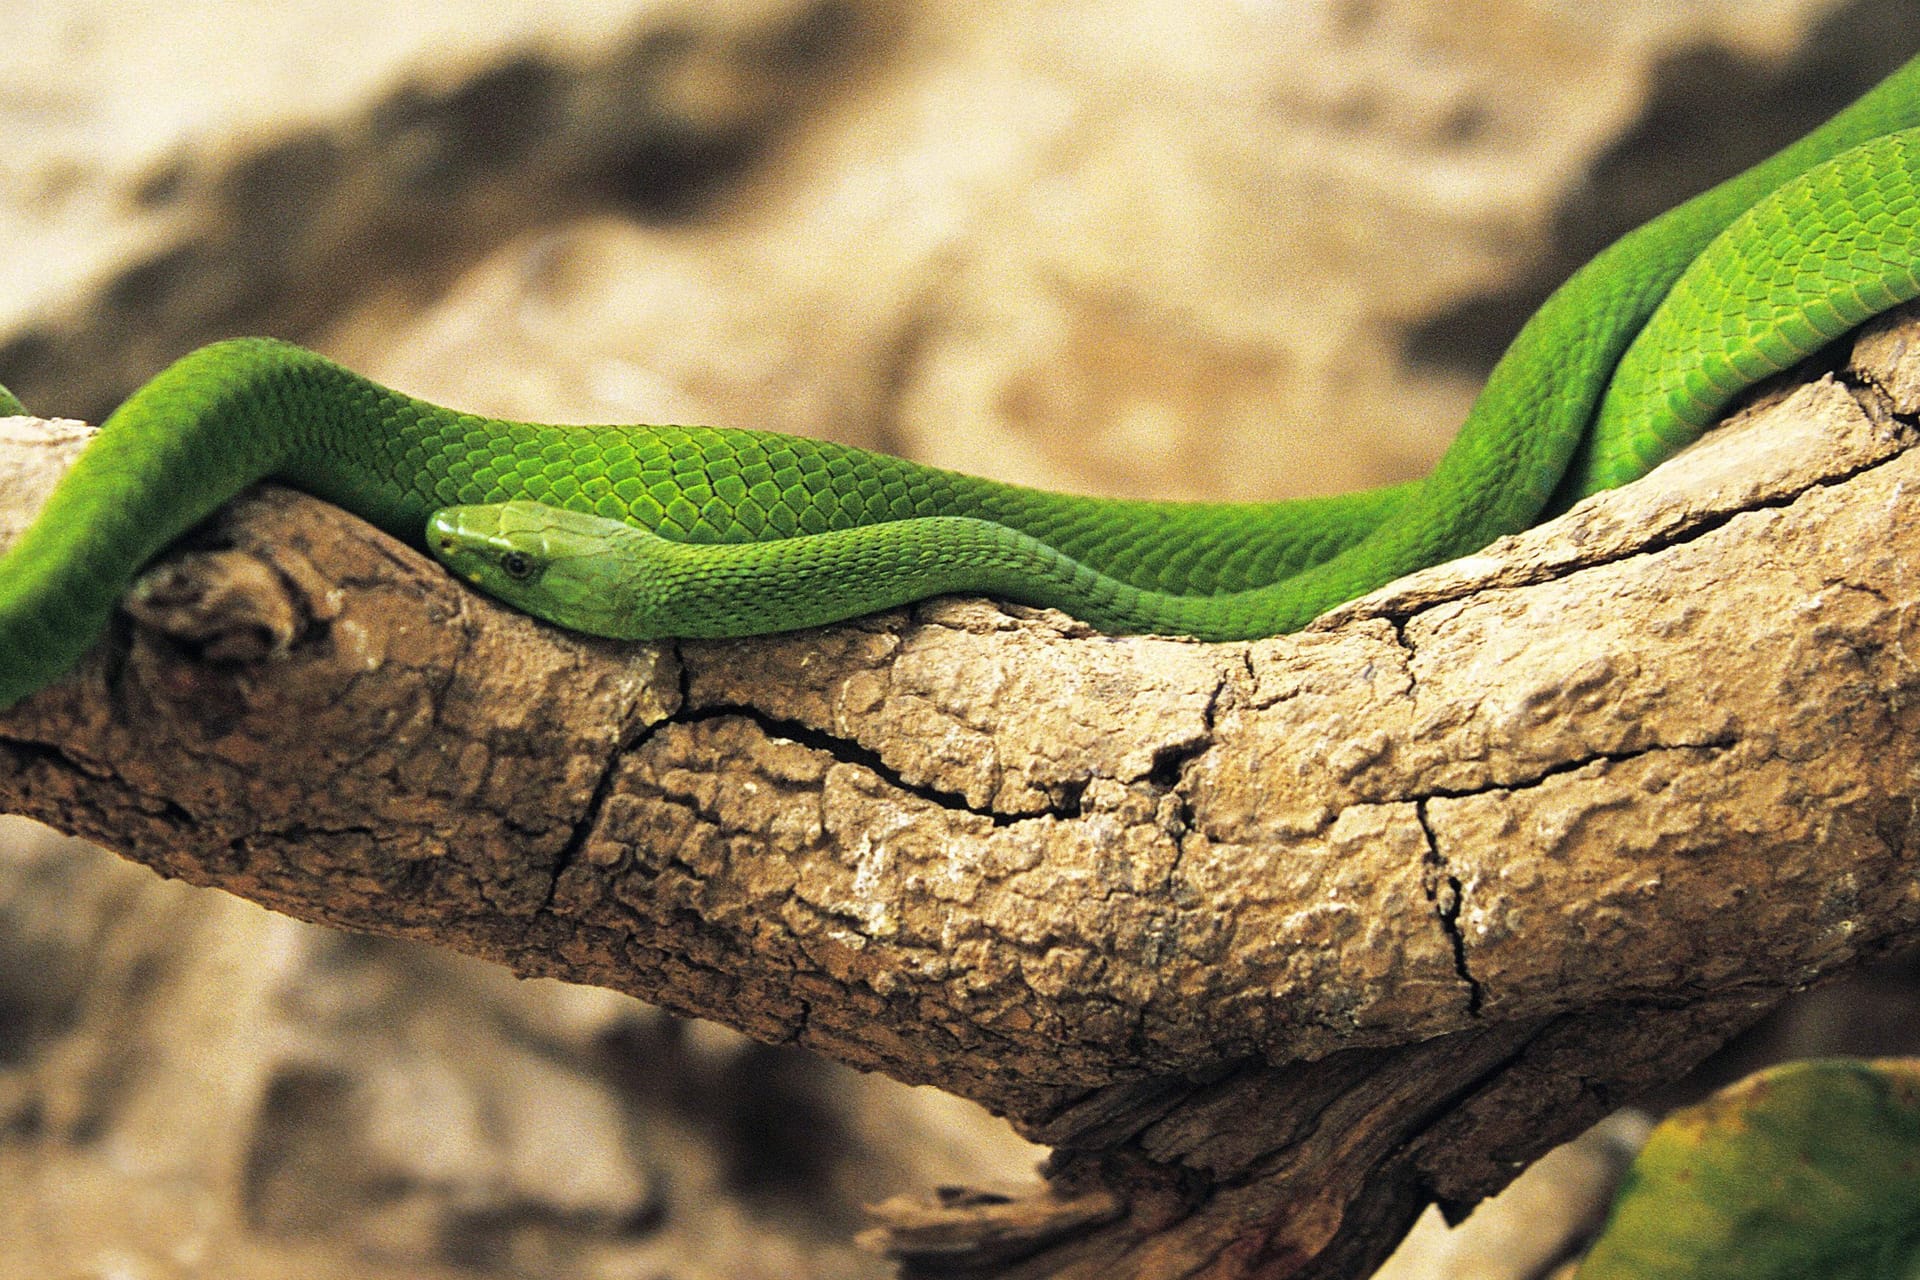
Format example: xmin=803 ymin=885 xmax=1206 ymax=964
xmin=5 ymin=304 xmax=1920 ymax=1277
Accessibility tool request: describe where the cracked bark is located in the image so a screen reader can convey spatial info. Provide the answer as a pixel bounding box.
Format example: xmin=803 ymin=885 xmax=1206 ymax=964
xmin=6 ymin=304 xmax=1920 ymax=1278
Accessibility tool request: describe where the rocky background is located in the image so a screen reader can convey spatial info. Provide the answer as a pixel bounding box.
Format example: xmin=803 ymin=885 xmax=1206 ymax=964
xmin=1 ymin=1 xmax=1917 ymax=1277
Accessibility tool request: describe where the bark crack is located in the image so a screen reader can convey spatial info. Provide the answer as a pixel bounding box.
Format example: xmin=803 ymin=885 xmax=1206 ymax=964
xmin=1414 ymin=798 xmax=1483 ymax=1016
xmin=1146 ymin=666 xmax=1230 ymax=821
xmin=679 ymin=702 xmax=1035 ymax=825
xmin=1366 ymin=397 xmax=1918 ymax=635
xmin=551 ymin=650 xmax=687 ymax=901
xmin=1 ymin=731 xmax=196 ymax=830
xmin=1414 ymin=735 xmax=1739 ymax=804
xmin=542 ymin=730 xmax=640 ymax=911
xmin=1586 ymin=445 xmax=1914 ymax=570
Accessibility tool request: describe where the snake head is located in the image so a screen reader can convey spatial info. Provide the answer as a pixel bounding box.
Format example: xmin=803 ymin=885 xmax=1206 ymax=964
xmin=427 ymin=501 xmax=673 ymax=640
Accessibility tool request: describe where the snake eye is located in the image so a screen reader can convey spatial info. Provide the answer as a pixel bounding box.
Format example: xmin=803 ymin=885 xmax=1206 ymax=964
xmin=499 ymin=551 xmax=535 ymax=580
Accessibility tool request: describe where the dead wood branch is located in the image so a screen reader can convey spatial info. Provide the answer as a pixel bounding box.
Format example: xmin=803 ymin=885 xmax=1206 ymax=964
xmin=6 ymin=305 xmax=1920 ymax=1278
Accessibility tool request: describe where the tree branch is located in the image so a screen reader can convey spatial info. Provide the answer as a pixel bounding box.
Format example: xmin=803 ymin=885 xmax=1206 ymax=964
xmin=6 ymin=305 xmax=1920 ymax=1277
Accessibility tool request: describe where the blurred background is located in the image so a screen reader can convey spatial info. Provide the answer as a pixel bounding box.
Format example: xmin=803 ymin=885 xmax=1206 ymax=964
xmin=1 ymin=1 xmax=1917 ymax=1276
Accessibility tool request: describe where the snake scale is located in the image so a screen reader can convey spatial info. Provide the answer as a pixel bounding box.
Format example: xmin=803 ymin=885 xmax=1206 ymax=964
xmin=2 ymin=52 xmax=1919 ymax=708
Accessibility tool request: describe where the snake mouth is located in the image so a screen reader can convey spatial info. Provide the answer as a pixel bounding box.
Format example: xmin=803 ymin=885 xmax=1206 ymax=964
xmin=426 ymin=506 xmax=526 ymax=564
xmin=425 ymin=507 xmax=506 ymax=583
xmin=427 ymin=507 xmax=477 ymax=550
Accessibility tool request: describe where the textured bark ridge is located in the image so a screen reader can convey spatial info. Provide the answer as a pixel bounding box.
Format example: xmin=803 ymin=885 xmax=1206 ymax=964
xmin=6 ymin=307 xmax=1920 ymax=1279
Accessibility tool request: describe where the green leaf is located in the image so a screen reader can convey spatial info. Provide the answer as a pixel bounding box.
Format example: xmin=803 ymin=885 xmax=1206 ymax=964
xmin=1574 ymin=1057 xmax=1920 ymax=1279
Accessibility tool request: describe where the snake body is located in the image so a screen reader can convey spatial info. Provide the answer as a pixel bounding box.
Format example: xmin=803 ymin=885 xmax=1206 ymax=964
xmin=3 ymin=54 xmax=1920 ymax=705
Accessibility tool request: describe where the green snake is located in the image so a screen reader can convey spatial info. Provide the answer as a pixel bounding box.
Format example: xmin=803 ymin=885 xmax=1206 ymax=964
xmin=3 ymin=54 xmax=1920 ymax=709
